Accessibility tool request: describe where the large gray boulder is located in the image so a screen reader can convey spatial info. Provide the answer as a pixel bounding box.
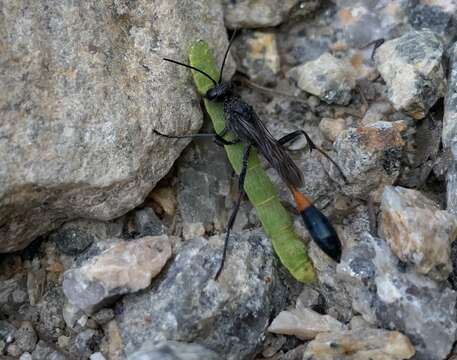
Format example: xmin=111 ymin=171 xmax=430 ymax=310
xmin=0 ymin=0 xmax=232 ymax=252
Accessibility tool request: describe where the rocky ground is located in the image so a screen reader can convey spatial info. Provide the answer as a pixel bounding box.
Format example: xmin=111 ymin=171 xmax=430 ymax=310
xmin=1 ymin=0 xmax=457 ymax=359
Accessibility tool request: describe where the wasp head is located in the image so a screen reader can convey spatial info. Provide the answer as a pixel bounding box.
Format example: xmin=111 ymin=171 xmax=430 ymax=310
xmin=205 ymin=82 xmax=232 ymax=101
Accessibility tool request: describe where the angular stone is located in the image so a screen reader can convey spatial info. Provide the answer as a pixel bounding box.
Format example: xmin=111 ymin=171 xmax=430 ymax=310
xmin=69 ymin=329 xmax=102 ymax=359
xmin=288 ymin=53 xmax=356 ymax=105
xmin=233 ymin=30 xmax=280 ymax=85
xmin=117 ymin=232 xmax=285 ymax=359
xmin=63 ymin=236 xmax=171 ymax=314
xmin=128 ymin=341 xmax=219 ymax=360
xmin=31 ymin=340 xmax=66 ymax=360
xmin=50 ymin=219 xmax=122 ymax=256
xmin=337 ymin=232 xmax=457 ymax=360
xmin=381 ymin=186 xmax=457 ymax=280
xmin=303 ymin=328 xmax=415 ymax=360
xmin=374 ymin=30 xmax=445 ymax=119
xmin=0 ymin=0 xmax=232 ymax=253
xmin=14 ymin=321 xmax=37 ymax=353
xmin=222 ymin=0 xmax=318 ymax=29
xmin=268 ymin=308 xmax=344 ymax=340
xmin=334 ymin=121 xmax=406 ymax=198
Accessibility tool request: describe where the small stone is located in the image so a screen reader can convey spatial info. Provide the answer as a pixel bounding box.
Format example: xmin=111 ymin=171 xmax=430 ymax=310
xmin=381 ymin=186 xmax=457 ymax=280
xmin=57 ymin=336 xmax=70 ymax=350
xmin=36 ymin=287 xmax=66 ymax=339
xmin=182 ymin=222 xmax=206 ymax=240
xmin=268 ymin=308 xmax=344 ymax=340
xmin=50 ymin=225 xmax=95 ymax=256
xmin=128 ymin=341 xmax=219 ymax=360
xmin=63 ymin=302 xmax=84 ymax=329
xmin=334 ymin=121 xmax=406 ymax=198
xmin=26 ymin=258 xmax=46 ymax=306
xmin=276 ymin=345 xmax=306 ymax=360
xmin=0 ymin=320 xmax=16 ymax=343
xmin=15 ymin=321 xmax=37 ymax=353
xmin=337 ymin=232 xmax=457 ymax=359
xmin=361 ymin=101 xmax=395 ymax=126
xmin=90 ymin=353 xmax=106 ymax=360
xmin=69 ymin=329 xmax=102 ymax=360
xmin=319 ymin=117 xmax=346 ymax=142
xmin=222 ymin=0 xmax=318 ymax=28
xmin=102 ymin=320 xmax=123 ymax=360
xmin=19 ymin=352 xmax=32 ymax=360
xmin=6 ymin=343 xmax=21 ymax=357
xmin=303 ymin=328 xmax=415 ymax=360
xmin=92 ymin=308 xmax=114 ymax=326
xmin=148 ymin=187 xmax=177 ymax=217
xmin=32 ymin=340 xmax=66 ymax=360
xmin=349 ymin=315 xmax=373 ymax=330
xmin=374 ymin=30 xmax=445 ymax=119
xmin=408 ymin=4 xmax=457 ymax=39
xmin=63 ymin=235 xmax=172 ymax=314
xmin=233 ymin=30 xmax=280 ymax=85
xmin=288 ymin=53 xmax=356 ymax=105
xmin=133 ymin=208 xmax=166 ymax=237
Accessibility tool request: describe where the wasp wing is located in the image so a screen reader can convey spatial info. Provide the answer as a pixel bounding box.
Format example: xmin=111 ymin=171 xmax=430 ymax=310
xmin=226 ymin=99 xmax=303 ymax=188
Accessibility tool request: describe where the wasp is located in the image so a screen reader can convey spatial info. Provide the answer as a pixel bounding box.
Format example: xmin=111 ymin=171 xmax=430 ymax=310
xmin=156 ymin=32 xmax=345 ymax=278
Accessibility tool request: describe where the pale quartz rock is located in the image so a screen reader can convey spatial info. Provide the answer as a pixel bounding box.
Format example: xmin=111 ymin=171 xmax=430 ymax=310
xmin=288 ymin=53 xmax=356 ymax=105
xmin=381 ymin=186 xmax=457 ymax=280
xmin=303 ymin=329 xmax=415 ymax=360
xmin=63 ymin=236 xmax=172 ymax=313
xmin=375 ymin=30 xmax=445 ymax=119
xmin=268 ymin=308 xmax=344 ymax=340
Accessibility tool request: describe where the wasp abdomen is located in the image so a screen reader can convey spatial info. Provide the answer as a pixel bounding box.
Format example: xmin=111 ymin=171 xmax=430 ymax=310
xmin=301 ymin=205 xmax=342 ymax=263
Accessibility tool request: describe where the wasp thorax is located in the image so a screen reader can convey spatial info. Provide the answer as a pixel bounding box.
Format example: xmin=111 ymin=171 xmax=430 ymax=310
xmin=205 ymin=82 xmax=232 ymax=101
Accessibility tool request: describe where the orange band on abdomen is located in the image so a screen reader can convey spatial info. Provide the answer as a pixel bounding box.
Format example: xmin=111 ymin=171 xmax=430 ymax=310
xmin=290 ymin=187 xmax=312 ymax=212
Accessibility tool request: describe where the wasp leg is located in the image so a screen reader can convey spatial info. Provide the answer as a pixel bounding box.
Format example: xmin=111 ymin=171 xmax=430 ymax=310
xmin=360 ymin=38 xmax=385 ymax=60
xmin=215 ymin=144 xmax=251 ymax=280
xmin=153 ymin=129 xmax=240 ymax=146
xmin=277 ymin=130 xmax=348 ymax=183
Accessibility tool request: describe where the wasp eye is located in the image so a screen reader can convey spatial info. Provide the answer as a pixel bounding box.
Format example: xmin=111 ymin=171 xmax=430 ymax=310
xmin=205 ymin=88 xmax=217 ymax=101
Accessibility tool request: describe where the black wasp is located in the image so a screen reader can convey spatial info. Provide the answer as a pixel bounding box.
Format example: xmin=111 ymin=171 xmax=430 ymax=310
xmin=156 ymin=32 xmax=345 ymax=278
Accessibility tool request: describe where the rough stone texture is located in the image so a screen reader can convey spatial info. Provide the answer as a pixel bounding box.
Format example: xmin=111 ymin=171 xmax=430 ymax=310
xmin=222 ymin=0 xmax=319 ymax=29
xmin=319 ymin=118 xmax=346 ymax=142
xmin=233 ymin=30 xmax=280 ymax=86
xmin=117 ymin=232 xmax=286 ymax=360
xmin=177 ymin=138 xmax=232 ymax=238
xmin=69 ymin=329 xmax=102 ymax=360
xmin=50 ymin=219 xmax=123 ymax=256
xmin=63 ymin=236 xmax=171 ymax=314
xmin=268 ymin=308 xmax=344 ymax=340
xmin=408 ymin=3 xmax=457 ymax=41
xmin=288 ymin=53 xmax=356 ymax=105
xmin=0 ymin=274 xmax=28 ymax=316
xmin=31 ymin=340 xmax=66 ymax=360
xmin=0 ymin=0 xmax=233 ymax=253
xmin=381 ymin=186 xmax=457 ymax=280
xmin=334 ymin=121 xmax=406 ymax=198
xmin=374 ymin=30 xmax=445 ymax=119
xmin=132 ymin=208 xmax=166 ymax=237
xmin=303 ymin=328 xmax=415 ymax=360
xmin=14 ymin=321 xmax=37 ymax=353
xmin=337 ymin=232 xmax=457 ymax=360
xmin=444 ymin=43 xmax=457 ymax=215
xmin=36 ymin=287 xmax=66 ymax=340
xmin=128 ymin=341 xmax=219 ymax=360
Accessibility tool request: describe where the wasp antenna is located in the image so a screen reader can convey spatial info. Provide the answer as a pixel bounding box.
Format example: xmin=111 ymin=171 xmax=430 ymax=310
xmin=218 ymin=29 xmax=238 ymax=84
xmin=163 ymin=58 xmax=217 ymax=85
